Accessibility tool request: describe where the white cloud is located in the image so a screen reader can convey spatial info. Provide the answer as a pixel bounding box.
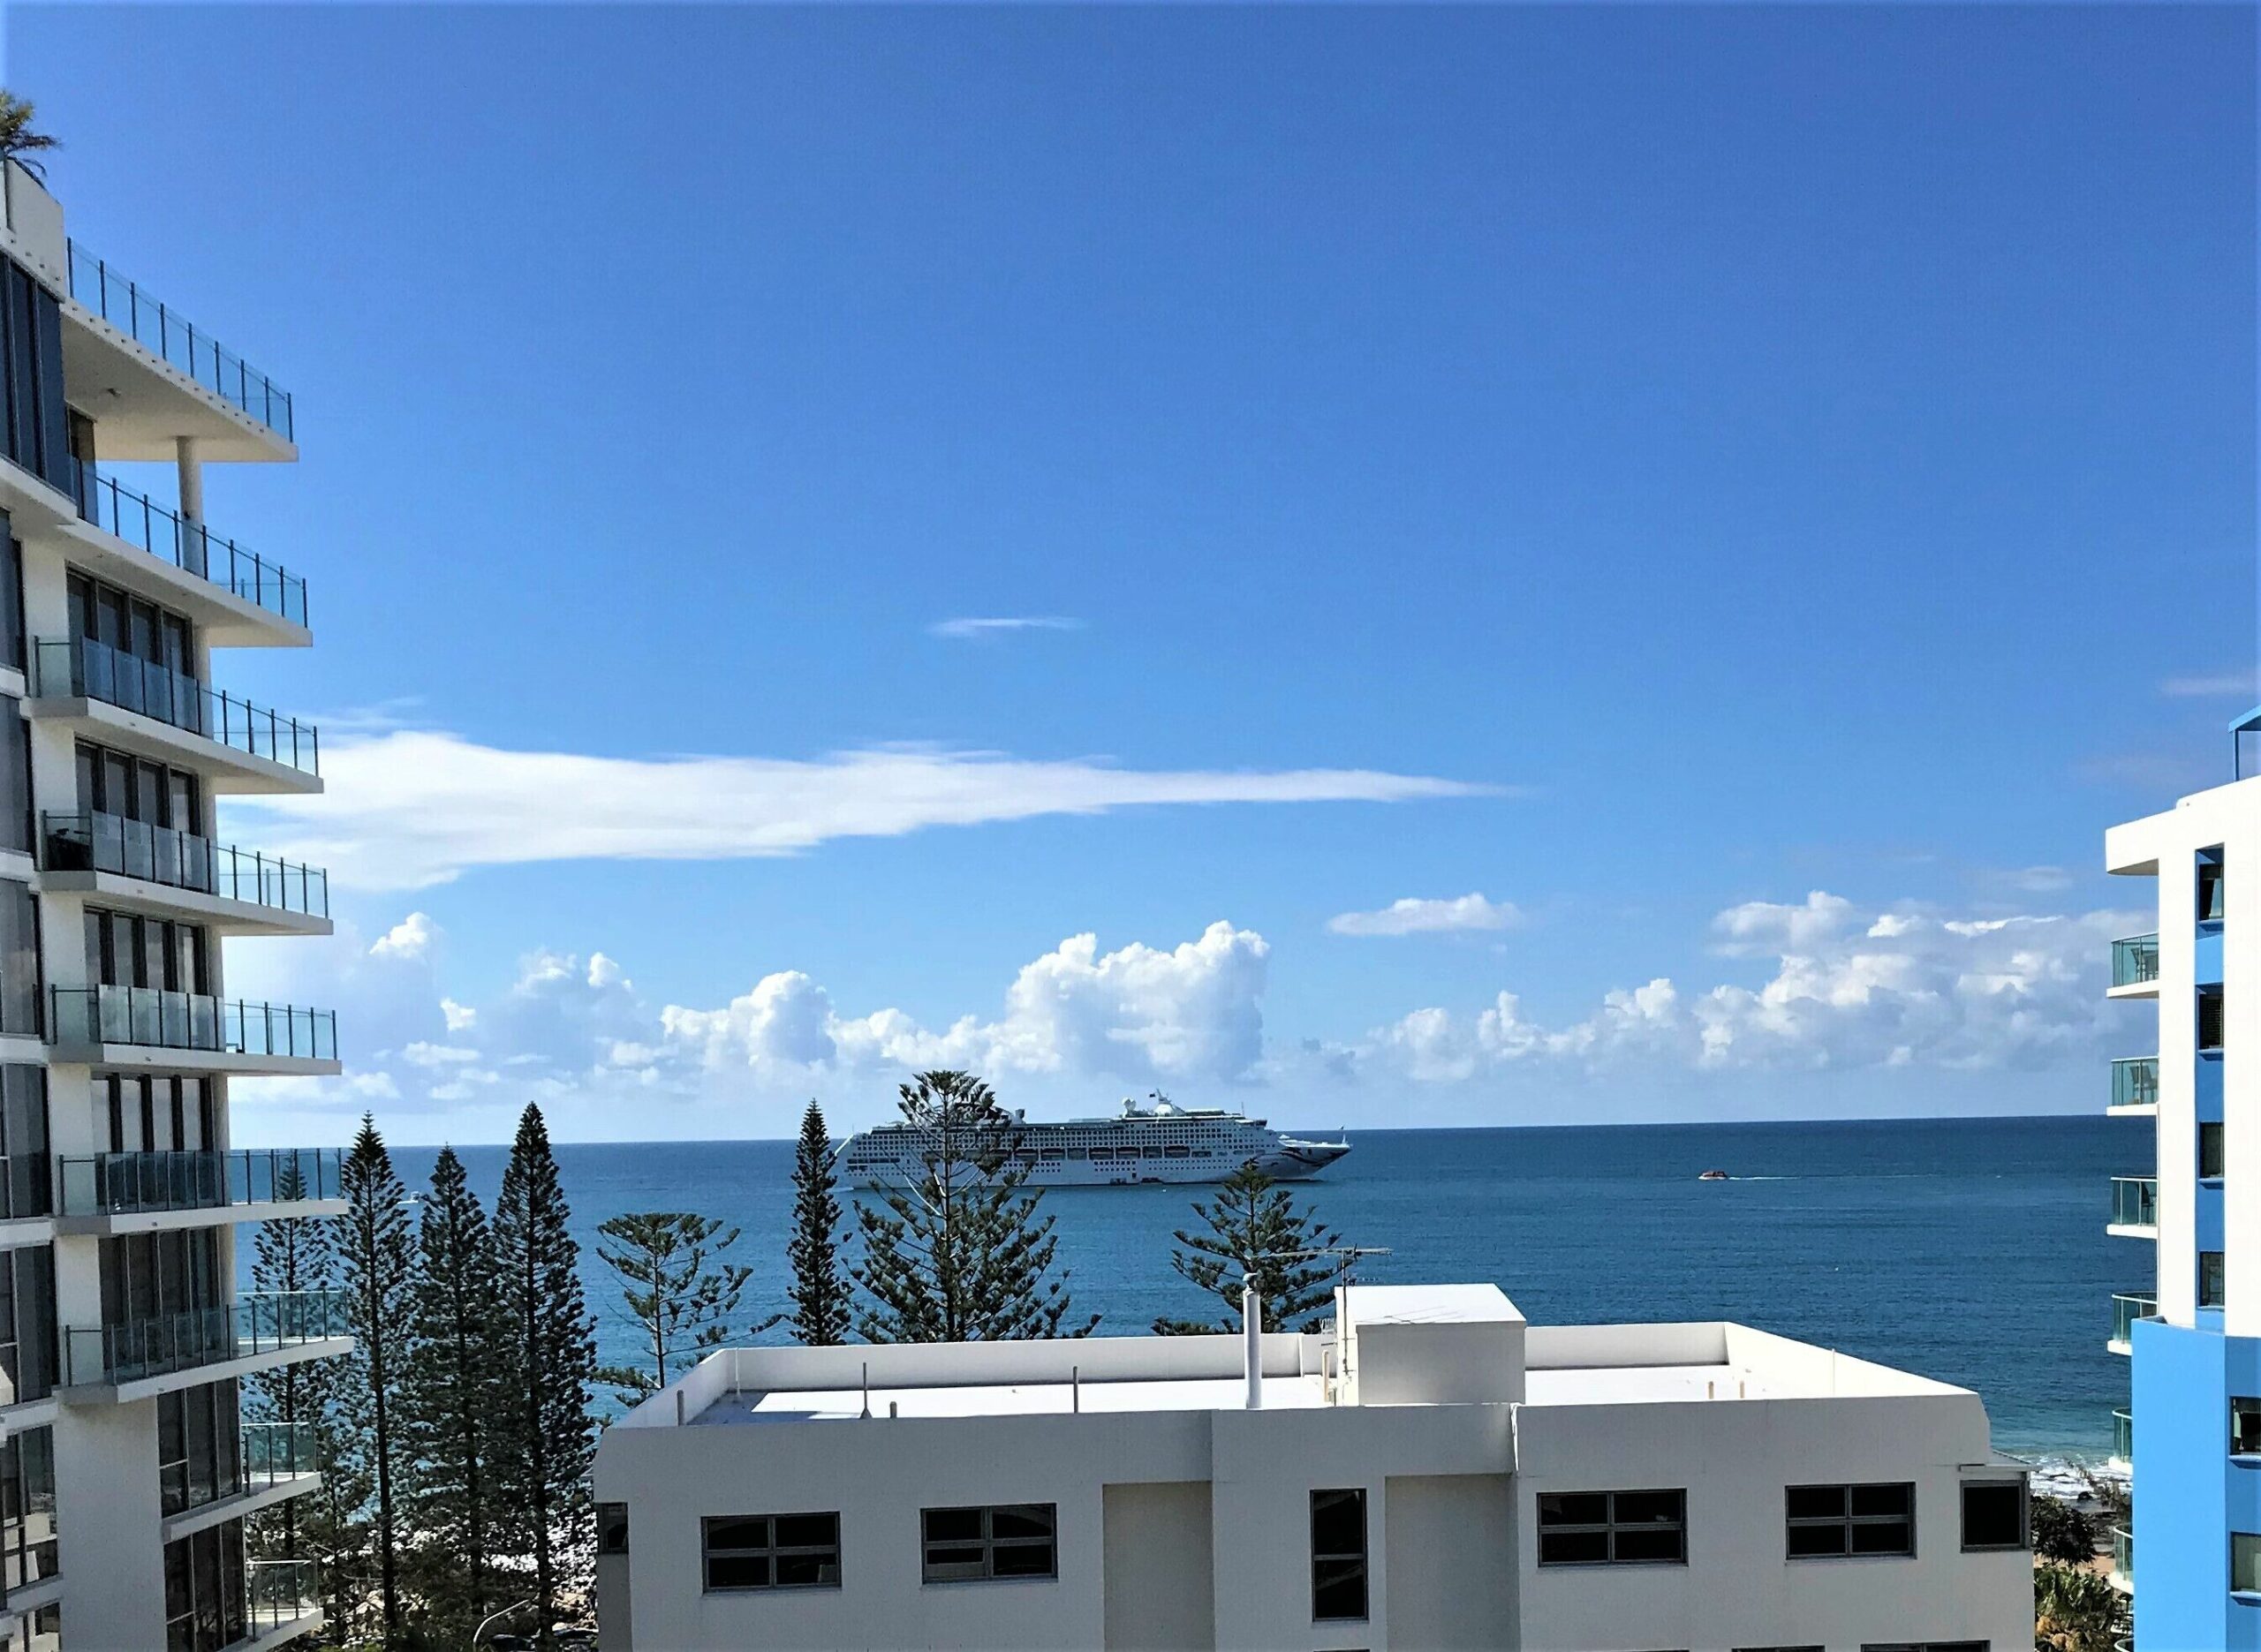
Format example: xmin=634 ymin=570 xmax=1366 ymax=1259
xmin=401 ymin=1042 xmax=481 ymax=1067
xmin=231 ymin=731 xmax=1494 ymax=891
xmin=2161 ymin=668 xmax=2256 ymax=698
xmin=1350 ymin=893 xmax=2144 ymax=1081
xmin=928 ymin=616 xmax=1085 ymax=640
xmin=1327 ymin=893 xmax=1524 ymax=938
xmin=440 ymin=998 xmax=477 ymax=1032
xmin=368 ymin=912 xmax=440 ymax=961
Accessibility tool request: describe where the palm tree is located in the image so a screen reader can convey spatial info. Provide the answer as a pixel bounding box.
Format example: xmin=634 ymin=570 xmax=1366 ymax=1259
xmin=2032 ymin=1559 xmax=2128 ymax=1652
xmin=0 ymin=94 xmax=58 ymax=184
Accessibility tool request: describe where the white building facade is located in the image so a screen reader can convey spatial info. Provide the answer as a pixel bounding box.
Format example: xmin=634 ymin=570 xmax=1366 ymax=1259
xmin=594 ymin=1283 xmax=2032 ymax=1652
xmin=0 ymin=162 xmax=344 ymax=1652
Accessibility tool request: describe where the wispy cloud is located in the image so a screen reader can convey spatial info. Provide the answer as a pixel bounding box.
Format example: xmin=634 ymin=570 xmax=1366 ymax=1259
xmin=231 ymin=731 xmax=1499 ymax=890
xmin=1327 ymin=893 xmax=1524 ymax=938
xmin=929 ymin=615 xmax=1086 ymax=641
xmin=2161 ymin=668 xmax=2257 ymax=699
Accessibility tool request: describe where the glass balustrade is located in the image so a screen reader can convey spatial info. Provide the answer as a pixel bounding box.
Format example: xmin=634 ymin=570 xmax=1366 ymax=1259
xmin=63 ymin=1289 xmax=349 ymax=1385
xmin=2112 ymin=1526 xmax=2133 ymax=1589
xmin=68 ymin=468 xmax=306 ymax=626
xmin=2111 ymin=1293 xmax=2157 ymax=1351
xmin=65 ymin=241 xmax=294 ymax=441
xmin=2111 ymin=1057 xmax=2159 ymax=1111
xmin=241 ymin=1420 xmax=321 ymax=1489
xmin=2111 ymin=934 xmax=2160 ymax=988
xmin=32 ymin=637 xmax=320 ymax=777
xmin=2111 ymin=1177 xmax=2159 ymax=1230
xmin=48 ymin=985 xmax=337 ymax=1061
xmin=2111 ymin=1408 xmax=2132 ymax=1468
xmin=57 ymin=1146 xmax=342 ymax=1217
xmin=246 ymin=1558 xmax=321 ymax=1635
xmin=42 ymin=810 xmax=328 ymax=917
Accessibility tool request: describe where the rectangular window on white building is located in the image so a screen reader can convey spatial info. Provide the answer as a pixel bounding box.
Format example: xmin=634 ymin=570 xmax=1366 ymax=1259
xmin=1536 ymin=1489 xmax=1687 ymax=1565
xmin=1786 ymin=1483 xmax=1914 ymax=1558
xmin=597 ymin=1504 xmax=628 ymax=1555
xmin=2204 ymin=1253 xmax=2227 ymax=1309
xmin=2235 ymin=1533 xmax=2261 ymax=1594
xmin=701 ymin=1512 xmax=840 ymax=1591
xmin=1310 ymin=1488 xmax=1368 ymax=1621
xmin=1959 ymin=1482 xmax=2026 ymax=1550
xmin=920 ymin=1505 xmax=1055 ymax=1583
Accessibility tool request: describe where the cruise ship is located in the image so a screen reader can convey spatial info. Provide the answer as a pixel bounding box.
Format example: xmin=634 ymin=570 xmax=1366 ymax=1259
xmin=839 ymin=1095 xmax=1350 ymax=1188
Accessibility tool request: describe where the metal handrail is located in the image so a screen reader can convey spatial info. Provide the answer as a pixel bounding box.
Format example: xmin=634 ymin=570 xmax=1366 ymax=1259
xmin=2111 ymin=934 xmax=2160 ymax=988
xmin=242 ymin=1419 xmax=321 ymax=1487
xmin=247 ymin=1558 xmax=321 ymax=1631
xmin=56 ymin=1146 xmax=343 ymax=1217
xmin=2111 ymin=1293 xmax=2158 ymax=1347
xmin=65 ymin=240 xmax=294 ymax=441
xmin=2110 ymin=1177 xmax=2159 ymax=1229
xmin=63 ymin=1288 xmax=349 ymax=1384
xmin=2110 ymin=1057 xmax=2159 ymax=1110
xmin=47 ymin=985 xmax=337 ymax=1061
xmin=70 ymin=467 xmax=307 ymax=627
xmin=42 ymin=810 xmax=329 ymax=917
xmin=32 ymin=637 xmax=320 ymax=776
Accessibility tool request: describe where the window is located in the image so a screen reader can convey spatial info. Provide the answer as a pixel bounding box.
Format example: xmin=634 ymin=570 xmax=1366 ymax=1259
xmin=158 ymin=1380 xmax=242 ymax=1517
xmin=2204 ymin=1252 xmax=2227 ymax=1309
xmin=162 ymin=1517 xmax=246 ymax=1652
xmin=598 ymin=1503 xmax=629 ymax=1556
xmin=1860 ymin=1644 xmax=1987 ymax=1652
xmin=2201 ymin=987 xmax=2226 ymax=1052
xmin=1786 ymin=1483 xmax=1914 ymax=1558
xmin=0 ymin=1425 xmax=56 ymax=1593
xmin=2235 ymin=1399 xmax=2261 ymax=1455
xmin=2204 ymin=1122 xmax=2227 ymax=1181
xmin=0 ymin=528 xmax=21 ymax=675
xmin=0 ymin=1245 xmax=54 ymax=1405
xmin=921 ymin=1504 xmax=1055 ymax=1582
xmin=2236 ymin=1532 xmax=2261 ymax=1594
xmin=1310 ymin=1488 xmax=1368 ymax=1622
xmin=0 ymin=880 xmax=36 ymax=1037
xmin=0 ymin=1065 xmax=46 ymax=1220
xmin=1537 ymin=1489 xmax=1687 ymax=1565
xmin=702 ymin=1512 xmax=840 ymax=1591
xmin=1960 ymin=1482 xmax=2026 ymax=1550
xmin=2202 ymin=858 xmax=2227 ymax=923
xmin=0 ymin=260 xmax=69 ymax=496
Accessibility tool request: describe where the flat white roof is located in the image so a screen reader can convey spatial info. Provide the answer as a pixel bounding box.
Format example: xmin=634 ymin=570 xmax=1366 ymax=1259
xmin=692 ymin=1373 xmax=1330 ymax=1424
xmin=1344 ymin=1283 xmax=1522 ymax=1326
xmin=1524 ymin=1363 xmax=1784 ymax=1407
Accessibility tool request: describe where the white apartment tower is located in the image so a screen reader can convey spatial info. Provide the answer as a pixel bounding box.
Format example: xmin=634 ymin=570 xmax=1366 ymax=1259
xmin=0 ymin=162 xmax=345 ymax=1651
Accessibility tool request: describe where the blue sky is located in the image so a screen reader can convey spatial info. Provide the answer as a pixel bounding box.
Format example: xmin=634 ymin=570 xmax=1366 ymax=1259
xmin=9 ymin=4 xmax=2253 ymax=1143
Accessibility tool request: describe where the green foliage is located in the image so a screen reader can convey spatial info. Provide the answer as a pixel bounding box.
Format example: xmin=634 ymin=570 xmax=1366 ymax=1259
xmin=2033 ymin=1558 xmax=2128 ymax=1652
xmin=1153 ymin=1164 xmax=1347 ymax=1335
xmin=0 ymin=93 xmax=57 ymax=182
xmin=493 ymin=1104 xmax=598 ymax=1651
xmin=851 ymin=1071 xmax=1097 ymax=1343
xmin=787 ymin=1101 xmax=852 ymax=1346
xmin=2030 ymin=1494 xmax=2100 ymax=1565
xmin=337 ymin=1115 xmax=415 ymax=1646
xmin=594 ymin=1211 xmax=768 ymax=1407
xmin=399 ymin=1146 xmax=520 ymax=1641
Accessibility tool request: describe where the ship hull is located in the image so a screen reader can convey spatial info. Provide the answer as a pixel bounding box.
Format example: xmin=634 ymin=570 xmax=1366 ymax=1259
xmin=840 ymin=1131 xmax=1350 ymax=1190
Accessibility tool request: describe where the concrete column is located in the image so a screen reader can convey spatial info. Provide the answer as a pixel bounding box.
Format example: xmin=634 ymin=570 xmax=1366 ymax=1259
xmin=173 ymin=438 xmax=203 ymax=524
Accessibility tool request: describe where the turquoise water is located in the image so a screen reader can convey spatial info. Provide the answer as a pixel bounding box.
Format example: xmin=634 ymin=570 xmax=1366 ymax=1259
xmin=369 ymin=1113 xmax=2139 ymax=1461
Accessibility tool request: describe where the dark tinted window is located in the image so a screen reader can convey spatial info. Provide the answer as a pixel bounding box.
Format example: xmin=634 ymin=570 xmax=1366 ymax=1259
xmin=1786 ymin=1483 xmax=1914 ymax=1558
xmin=1539 ymin=1488 xmax=1686 ymax=1565
xmin=702 ymin=1512 xmax=839 ymax=1592
xmin=1311 ymin=1488 xmax=1368 ymax=1621
xmin=1960 ymin=1482 xmax=2025 ymax=1550
xmin=920 ymin=1504 xmax=1055 ymax=1583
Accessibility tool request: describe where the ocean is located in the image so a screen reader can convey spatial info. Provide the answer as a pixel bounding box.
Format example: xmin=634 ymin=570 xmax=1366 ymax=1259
xmin=365 ymin=1113 xmax=2140 ymax=1466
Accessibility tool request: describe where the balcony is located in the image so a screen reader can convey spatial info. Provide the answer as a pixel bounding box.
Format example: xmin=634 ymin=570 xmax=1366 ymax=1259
xmin=62 ymin=1289 xmax=349 ymax=1392
xmin=2110 ymin=1057 xmax=2159 ymax=1116
xmin=2109 ymin=1177 xmax=2159 ymax=1238
xmin=2110 ymin=1408 xmax=2132 ymax=1474
xmin=65 ymin=240 xmax=294 ymax=444
xmin=42 ymin=810 xmax=329 ymax=936
xmin=30 ymin=637 xmax=320 ymax=792
xmin=69 ymin=468 xmax=308 ymax=637
xmin=246 ymin=1557 xmax=321 ymax=1644
xmin=2108 ymin=934 xmax=2160 ymax=997
xmin=2110 ymin=1526 xmax=2133 ymax=1594
xmin=2110 ymin=1293 xmax=2157 ymax=1356
xmin=242 ymin=1419 xmax=321 ymax=1490
xmin=48 ymin=985 xmax=338 ymax=1078
xmin=57 ymin=1147 xmax=343 ymax=1233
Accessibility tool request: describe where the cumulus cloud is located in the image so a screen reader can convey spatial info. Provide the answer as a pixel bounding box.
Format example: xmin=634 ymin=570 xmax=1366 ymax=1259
xmin=928 ymin=616 xmax=1085 ymax=640
xmin=230 ymin=731 xmax=1494 ymax=891
xmin=1327 ymin=893 xmax=1524 ymax=938
xmin=1348 ymin=893 xmax=2144 ymax=1081
xmin=368 ymin=912 xmax=440 ymax=961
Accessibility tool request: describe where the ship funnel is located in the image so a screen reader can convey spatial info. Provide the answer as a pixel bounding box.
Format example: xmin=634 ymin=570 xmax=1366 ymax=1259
xmin=1243 ymin=1279 xmax=1262 ymax=1410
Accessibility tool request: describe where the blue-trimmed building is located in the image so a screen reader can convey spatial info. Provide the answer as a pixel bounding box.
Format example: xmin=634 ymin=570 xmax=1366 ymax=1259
xmin=2106 ymin=711 xmax=2261 ymax=1650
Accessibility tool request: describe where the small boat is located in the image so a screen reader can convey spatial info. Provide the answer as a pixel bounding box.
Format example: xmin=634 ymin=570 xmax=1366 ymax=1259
xmin=1697 ymin=1169 xmax=1729 ymax=1181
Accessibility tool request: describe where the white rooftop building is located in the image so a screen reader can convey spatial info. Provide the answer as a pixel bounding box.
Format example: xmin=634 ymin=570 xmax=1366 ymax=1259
xmin=593 ymin=1283 xmax=2032 ymax=1652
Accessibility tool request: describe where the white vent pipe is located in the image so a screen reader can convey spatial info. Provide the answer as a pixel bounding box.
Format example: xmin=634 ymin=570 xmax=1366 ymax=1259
xmin=1243 ymin=1280 xmax=1263 ymax=1410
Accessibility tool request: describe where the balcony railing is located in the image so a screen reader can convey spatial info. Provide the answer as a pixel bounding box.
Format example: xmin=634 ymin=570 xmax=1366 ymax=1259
xmin=42 ymin=810 xmax=329 ymax=918
xmin=64 ymin=240 xmax=295 ymax=441
xmin=2111 ymin=1057 xmax=2159 ymax=1112
xmin=57 ymin=1146 xmax=342 ymax=1218
xmin=63 ymin=1288 xmax=349 ymax=1385
xmin=49 ymin=985 xmax=337 ymax=1062
xmin=2111 ymin=934 xmax=2160 ymax=988
xmin=242 ymin=1419 xmax=321 ymax=1489
xmin=32 ymin=637 xmax=320 ymax=777
xmin=2111 ymin=1293 xmax=2158 ymax=1351
xmin=2111 ymin=1177 xmax=2159 ymax=1231
xmin=2111 ymin=1408 xmax=2132 ymax=1469
xmin=70 ymin=468 xmax=306 ymax=628
xmin=2111 ymin=1526 xmax=2133 ymax=1591
xmin=247 ymin=1557 xmax=321 ymax=1635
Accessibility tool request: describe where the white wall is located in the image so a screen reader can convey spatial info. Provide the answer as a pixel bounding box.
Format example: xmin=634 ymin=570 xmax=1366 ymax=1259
xmin=1102 ymin=1482 xmax=1214 ymax=1651
xmin=1385 ymin=1473 xmax=1515 ymax=1651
